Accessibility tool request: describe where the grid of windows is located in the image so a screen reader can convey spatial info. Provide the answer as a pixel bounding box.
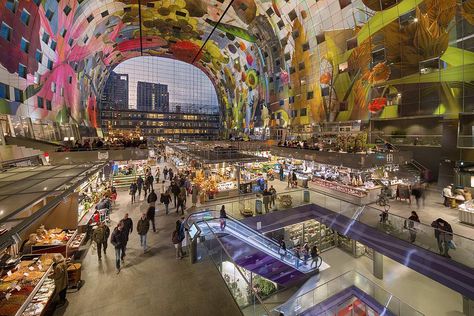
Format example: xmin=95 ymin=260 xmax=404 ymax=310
xmin=112 ymin=57 xmax=219 ymax=114
xmin=0 ymin=23 xmax=12 ymax=41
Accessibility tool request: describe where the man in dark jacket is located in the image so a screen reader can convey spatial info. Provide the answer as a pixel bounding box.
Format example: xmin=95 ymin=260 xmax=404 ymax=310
xmin=136 ymin=176 xmax=144 ymax=198
xmin=137 ymin=213 xmax=150 ymax=253
xmin=121 ymin=213 xmax=133 ymax=261
xmin=110 ymin=223 xmax=126 ymax=273
xmin=92 ymin=222 xmax=109 ymax=261
xmin=147 ymin=174 xmax=154 ymax=190
xmin=431 ymin=218 xmax=453 ymax=258
xmin=147 ymin=189 xmax=158 ymax=208
xmin=147 ymin=206 xmax=156 ymax=232
xmin=161 ymin=190 xmax=172 ymax=214
xmin=171 ymin=182 xmax=180 ymax=207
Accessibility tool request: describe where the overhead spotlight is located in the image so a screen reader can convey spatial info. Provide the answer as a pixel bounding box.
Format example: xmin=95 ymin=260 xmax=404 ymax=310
xmin=413 ymin=18 xmax=418 ymax=22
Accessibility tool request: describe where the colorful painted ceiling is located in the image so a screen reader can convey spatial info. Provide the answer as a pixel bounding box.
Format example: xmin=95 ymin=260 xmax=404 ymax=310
xmin=1 ymin=0 xmax=474 ymax=133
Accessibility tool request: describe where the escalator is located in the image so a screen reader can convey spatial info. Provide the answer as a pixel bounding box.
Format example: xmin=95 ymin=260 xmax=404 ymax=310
xmin=186 ymin=211 xmax=329 ymax=287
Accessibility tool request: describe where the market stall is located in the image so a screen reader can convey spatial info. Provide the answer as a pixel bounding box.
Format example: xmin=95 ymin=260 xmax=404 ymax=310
xmin=111 ymin=160 xmax=151 ymax=188
xmin=459 ymin=200 xmax=474 ymax=225
xmin=0 ymin=253 xmax=55 ymax=316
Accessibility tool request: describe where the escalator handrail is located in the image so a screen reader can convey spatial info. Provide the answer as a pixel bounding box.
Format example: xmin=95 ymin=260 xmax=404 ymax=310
xmin=188 ymin=210 xmax=320 ymax=273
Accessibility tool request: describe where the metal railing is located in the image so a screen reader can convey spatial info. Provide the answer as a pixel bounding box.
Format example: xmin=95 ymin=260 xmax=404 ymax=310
xmin=274 ymin=270 xmax=423 ymax=316
xmin=196 ymin=187 xmax=474 ymax=269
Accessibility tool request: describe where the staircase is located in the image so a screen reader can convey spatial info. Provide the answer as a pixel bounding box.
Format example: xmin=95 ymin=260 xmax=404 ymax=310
xmin=5 ymin=135 xmax=61 ymax=153
xmin=399 ymin=159 xmax=432 ymax=183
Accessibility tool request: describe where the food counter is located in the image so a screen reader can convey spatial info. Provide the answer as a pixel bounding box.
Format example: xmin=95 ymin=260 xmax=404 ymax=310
xmin=459 ymin=200 xmax=474 ymax=225
xmin=0 ymin=254 xmax=55 ymax=316
xmin=24 ymin=228 xmax=86 ymax=258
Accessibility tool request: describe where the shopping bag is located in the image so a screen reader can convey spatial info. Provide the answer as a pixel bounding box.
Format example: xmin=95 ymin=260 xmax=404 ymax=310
xmin=448 ymin=240 xmax=457 ymax=250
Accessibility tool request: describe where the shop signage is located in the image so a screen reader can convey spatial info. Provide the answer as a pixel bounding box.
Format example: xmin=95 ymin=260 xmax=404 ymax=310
xmin=98 ymin=151 xmax=109 ymax=160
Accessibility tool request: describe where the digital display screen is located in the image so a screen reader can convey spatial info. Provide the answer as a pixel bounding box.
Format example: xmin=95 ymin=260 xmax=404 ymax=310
xmin=188 ymin=223 xmax=200 ymax=239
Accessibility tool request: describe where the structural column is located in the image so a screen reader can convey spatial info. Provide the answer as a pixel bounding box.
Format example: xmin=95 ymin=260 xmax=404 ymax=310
xmin=464 ymin=296 xmax=474 ymax=316
xmin=373 ymin=251 xmax=383 ymax=279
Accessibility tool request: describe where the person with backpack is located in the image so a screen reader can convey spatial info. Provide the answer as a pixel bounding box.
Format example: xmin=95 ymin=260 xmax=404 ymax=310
xmin=147 ymin=206 xmax=156 ymax=233
xmin=121 ymin=214 xmax=133 ymax=261
xmin=137 ymin=213 xmax=150 ymax=253
xmin=129 ymin=182 xmax=137 ymax=204
xmin=136 ymin=176 xmax=144 ymax=199
xmin=110 ymin=222 xmax=126 ymax=273
xmin=147 ymin=189 xmax=158 ymax=208
xmin=92 ymin=222 xmax=109 ymax=261
xmin=172 ymin=220 xmax=184 ymax=260
xmin=161 ymin=189 xmax=172 ymax=215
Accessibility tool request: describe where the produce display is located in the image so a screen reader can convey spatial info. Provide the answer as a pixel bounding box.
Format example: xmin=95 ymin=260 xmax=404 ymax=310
xmin=68 ymin=233 xmax=86 ymax=250
xmin=311 ymin=178 xmax=367 ymax=197
xmin=0 ymin=254 xmax=54 ymax=316
xmin=21 ymin=279 xmax=54 ymax=316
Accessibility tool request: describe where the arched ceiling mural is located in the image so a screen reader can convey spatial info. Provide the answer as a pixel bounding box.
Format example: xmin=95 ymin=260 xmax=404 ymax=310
xmin=1 ymin=0 xmax=474 ymax=134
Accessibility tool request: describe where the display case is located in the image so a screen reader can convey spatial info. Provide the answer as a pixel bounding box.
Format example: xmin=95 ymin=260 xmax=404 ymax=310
xmin=0 ymin=254 xmax=55 ymax=316
xmin=459 ymin=199 xmax=474 ymax=225
xmin=25 ymin=229 xmax=86 ymax=258
xmin=21 ymin=278 xmax=55 ymax=316
xmin=337 ymin=233 xmax=367 ymax=258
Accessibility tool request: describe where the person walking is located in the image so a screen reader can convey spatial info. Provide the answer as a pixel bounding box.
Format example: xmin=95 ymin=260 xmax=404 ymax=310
xmin=50 ymin=254 xmax=68 ymax=306
xmin=262 ymin=188 xmax=271 ymax=213
xmin=310 ymin=245 xmax=319 ymax=268
xmin=177 ymin=189 xmax=186 ymax=215
xmin=121 ymin=214 xmax=133 ymax=261
xmin=137 ymin=213 xmax=150 ymax=253
xmin=155 ymin=167 xmax=160 ymax=183
xmin=168 ymin=167 xmax=174 ymax=182
xmin=292 ymin=171 xmax=298 ymax=188
xmin=219 ymin=205 xmax=227 ymax=231
xmin=172 ymin=220 xmax=184 ymax=259
xmin=407 ymin=211 xmax=420 ymax=243
xmin=431 ymin=218 xmax=454 ymax=258
xmin=411 ymin=183 xmax=422 ymax=209
xmin=147 ymin=205 xmax=156 ymax=232
xmin=287 ymin=170 xmax=292 ymax=187
xmin=191 ymin=185 xmax=199 ymax=207
xmin=279 ymin=165 xmax=284 ymax=181
xmin=269 ymin=185 xmax=277 ymax=208
xmin=110 ymin=223 xmax=125 ymax=273
xmin=129 ymin=182 xmax=137 ymax=204
xmin=147 ymin=189 xmax=158 ymax=208
xmin=147 ymin=173 xmax=154 ymax=190
xmin=161 ymin=189 xmax=172 ymax=215
xmin=163 ymin=167 xmax=168 ymax=180
xmin=171 ymin=181 xmax=180 ymax=207
xmin=92 ymin=222 xmax=109 ymax=261
xmin=136 ymin=176 xmax=144 ymax=199
xmin=143 ymin=178 xmax=149 ymax=198
xmin=180 ymin=186 xmax=187 ymax=207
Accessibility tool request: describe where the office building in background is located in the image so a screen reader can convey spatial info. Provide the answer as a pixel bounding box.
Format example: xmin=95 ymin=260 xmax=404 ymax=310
xmin=100 ymin=71 xmax=129 ymax=110
xmin=137 ymin=81 xmax=169 ymax=112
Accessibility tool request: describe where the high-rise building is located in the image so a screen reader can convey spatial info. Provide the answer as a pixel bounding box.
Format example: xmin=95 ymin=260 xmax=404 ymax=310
xmin=137 ymin=81 xmax=169 ymax=112
xmin=100 ymin=71 xmax=129 ymax=110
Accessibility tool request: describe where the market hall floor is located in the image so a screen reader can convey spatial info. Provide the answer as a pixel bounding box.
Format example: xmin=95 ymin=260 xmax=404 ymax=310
xmin=55 ymin=186 xmax=242 ymax=315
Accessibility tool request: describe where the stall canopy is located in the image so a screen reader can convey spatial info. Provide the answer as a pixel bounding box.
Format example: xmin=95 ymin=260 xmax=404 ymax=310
xmin=0 ymin=164 xmax=105 ymax=248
